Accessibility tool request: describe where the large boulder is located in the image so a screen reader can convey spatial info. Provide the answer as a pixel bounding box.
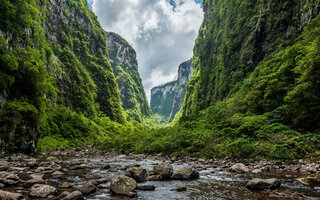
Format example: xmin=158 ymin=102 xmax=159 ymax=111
xmin=110 ymin=175 xmax=137 ymax=196
xmin=80 ymin=184 xmax=96 ymax=195
xmin=246 ymin=178 xmax=281 ymax=190
xmin=125 ymin=167 xmax=148 ymax=182
xmin=0 ymin=190 xmax=23 ymax=200
xmin=153 ymin=162 xmax=173 ymax=179
xmin=230 ymin=163 xmax=249 ymax=173
xmin=62 ymin=191 xmax=84 ymax=200
xmin=30 ymin=184 xmax=57 ymax=198
xmin=171 ymin=167 xmax=199 ymax=180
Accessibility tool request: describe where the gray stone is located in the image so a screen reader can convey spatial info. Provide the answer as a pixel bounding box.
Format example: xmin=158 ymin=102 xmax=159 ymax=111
xmin=30 ymin=184 xmax=57 ymax=198
xmin=153 ymin=162 xmax=173 ymax=179
xmin=110 ymin=175 xmax=137 ymax=196
xmin=246 ymin=178 xmax=281 ymax=190
xmin=125 ymin=167 xmax=148 ymax=182
xmin=171 ymin=167 xmax=199 ymax=180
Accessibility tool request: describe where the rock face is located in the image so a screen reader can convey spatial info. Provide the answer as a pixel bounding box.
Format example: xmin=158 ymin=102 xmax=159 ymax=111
xmin=152 ymin=162 xmax=174 ymax=179
xmin=110 ymin=175 xmax=137 ymax=196
xmin=0 ymin=190 xmax=23 ymax=200
xmin=107 ymin=32 xmax=154 ymax=125
xmin=30 ymin=184 xmax=57 ymax=198
xmin=171 ymin=167 xmax=199 ymax=180
xmin=246 ymin=178 xmax=281 ymax=190
xmin=0 ymin=0 xmax=125 ymax=155
xmin=230 ymin=163 xmax=250 ymax=173
xmin=150 ymin=60 xmax=193 ymax=123
xmin=125 ymin=167 xmax=148 ymax=182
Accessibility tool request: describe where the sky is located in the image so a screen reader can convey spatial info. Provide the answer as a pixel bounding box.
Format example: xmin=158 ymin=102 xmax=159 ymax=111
xmin=87 ymin=0 xmax=203 ymax=101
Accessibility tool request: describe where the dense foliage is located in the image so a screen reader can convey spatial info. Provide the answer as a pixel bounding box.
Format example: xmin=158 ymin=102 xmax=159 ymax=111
xmin=106 ymin=32 xmax=155 ymax=127
xmin=0 ymin=0 xmax=126 ymax=154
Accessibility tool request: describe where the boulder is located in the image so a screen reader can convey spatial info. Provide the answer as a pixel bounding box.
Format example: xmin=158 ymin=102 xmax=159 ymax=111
xmin=62 ymin=191 xmax=84 ymax=200
xmin=0 ymin=190 xmax=23 ymax=200
xmin=230 ymin=163 xmax=249 ymax=173
xmin=110 ymin=175 xmax=137 ymax=196
xmin=153 ymin=162 xmax=173 ymax=179
xmin=30 ymin=184 xmax=57 ymax=198
xmin=246 ymin=178 xmax=281 ymax=190
xmin=59 ymin=182 xmax=71 ymax=188
xmin=125 ymin=167 xmax=148 ymax=182
xmin=80 ymin=184 xmax=96 ymax=195
xmin=171 ymin=167 xmax=199 ymax=180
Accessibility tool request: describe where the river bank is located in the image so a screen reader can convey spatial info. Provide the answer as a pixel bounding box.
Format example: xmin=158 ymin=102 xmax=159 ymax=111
xmin=0 ymin=147 xmax=319 ymax=199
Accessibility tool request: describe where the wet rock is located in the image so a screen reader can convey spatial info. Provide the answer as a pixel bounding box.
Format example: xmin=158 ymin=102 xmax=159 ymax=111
xmin=93 ymin=178 xmax=108 ymax=185
xmin=24 ymin=174 xmax=45 ymax=187
xmin=171 ymin=186 xmax=187 ymax=192
xmin=100 ymin=165 xmax=110 ymax=170
xmin=171 ymin=167 xmax=199 ymax=180
xmin=98 ymin=184 xmax=110 ymax=189
xmin=252 ymin=169 xmax=262 ymax=174
xmin=146 ymin=175 xmax=162 ymax=181
xmin=85 ymin=174 xmax=101 ymax=179
xmin=153 ymin=162 xmax=173 ymax=179
xmin=110 ymin=175 xmax=137 ymax=196
xmin=62 ymin=191 xmax=84 ymax=200
xmin=0 ymin=178 xmax=17 ymax=186
xmin=30 ymin=184 xmax=57 ymax=198
xmin=137 ymin=185 xmax=155 ymax=191
xmin=0 ymin=190 xmax=23 ymax=200
xmin=125 ymin=167 xmax=148 ymax=182
xmin=230 ymin=163 xmax=249 ymax=173
xmin=59 ymin=182 xmax=71 ymax=188
xmin=246 ymin=178 xmax=281 ymax=190
xmin=80 ymin=184 xmax=96 ymax=195
xmin=52 ymin=170 xmax=64 ymax=178
xmin=59 ymin=191 xmax=70 ymax=199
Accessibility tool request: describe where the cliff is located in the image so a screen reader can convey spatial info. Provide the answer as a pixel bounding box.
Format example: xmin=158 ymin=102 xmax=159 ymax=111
xmin=106 ymin=32 xmax=154 ymax=125
xmin=0 ymin=0 xmax=125 ymax=154
xmin=151 ymin=60 xmax=192 ymax=124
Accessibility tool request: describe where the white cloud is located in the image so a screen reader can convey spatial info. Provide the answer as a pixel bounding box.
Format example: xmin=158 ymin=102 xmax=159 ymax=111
xmin=91 ymin=0 xmax=203 ymax=101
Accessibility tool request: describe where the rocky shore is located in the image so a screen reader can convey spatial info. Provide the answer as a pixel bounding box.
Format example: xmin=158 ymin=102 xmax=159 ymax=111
xmin=0 ymin=146 xmax=319 ymax=199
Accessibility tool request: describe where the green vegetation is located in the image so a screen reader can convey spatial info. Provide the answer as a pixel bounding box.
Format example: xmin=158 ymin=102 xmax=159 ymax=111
xmin=1 ymin=0 xmax=320 ymax=161
xmin=106 ymin=32 xmax=156 ymax=127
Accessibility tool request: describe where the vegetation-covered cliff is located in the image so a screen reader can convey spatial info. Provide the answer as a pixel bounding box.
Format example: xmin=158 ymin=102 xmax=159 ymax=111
xmin=0 ymin=0 xmax=149 ymax=154
xmin=106 ymin=32 xmax=154 ymax=126
xmin=150 ymin=60 xmax=193 ymax=125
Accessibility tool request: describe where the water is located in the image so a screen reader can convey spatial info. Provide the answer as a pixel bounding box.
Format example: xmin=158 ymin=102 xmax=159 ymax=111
xmin=39 ymin=155 xmax=320 ymax=200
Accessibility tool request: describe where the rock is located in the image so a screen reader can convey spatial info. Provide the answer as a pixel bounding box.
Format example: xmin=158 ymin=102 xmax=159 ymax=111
xmin=110 ymin=175 xmax=137 ymax=196
xmin=297 ymin=174 xmax=320 ymax=186
xmin=62 ymin=191 xmax=84 ymax=200
xmin=97 ymin=184 xmax=110 ymax=189
xmin=246 ymin=178 xmax=281 ymax=190
xmin=153 ymin=162 xmax=173 ymax=179
xmin=125 ymin=167 xmax=148 ymax=182
xmin=171 ymin=167 xmax=199 ymax=180
xmin=0 ymin=190 xmax=23 ymax=200
xmin=0 ymin=183 xmax=4 ymax=188
xmin=6 ymin=174 xmax=19 ymax=181
xmin=252 ymin=169 xmax=262 ymax=174
xmin=80 ymin=184 xmax=96 ymax=195
xmin=24 ymin=174 xmax=45 ymax=187
xmin=171 ymin=186 xmax=187 ymax=192
xmin=146 ymin=175 xmax=162 ymax=181
xmin=59 ymin=182 xmax=71 ymax=188
xmin=0 ymin=178 xmax=17 ymax=186
xmin=100 ymin=165 xmax=111 ymax=170
xmin=230 ymin=163 xmax=249 ymax=173
xmin=137 ymin=185 xmax=155 ymax=191
xmin=85 ymin=174 xmax=101 ymax=179
xmin=93 ymin=178 xmax=108 ymax=185
xmin=52 ymin=171 xmax=64 ymax=178
xmin=59 ymin=191 xmax=70 ymax=198
xmin=30 ymin=184 xmax=57 ymax=198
